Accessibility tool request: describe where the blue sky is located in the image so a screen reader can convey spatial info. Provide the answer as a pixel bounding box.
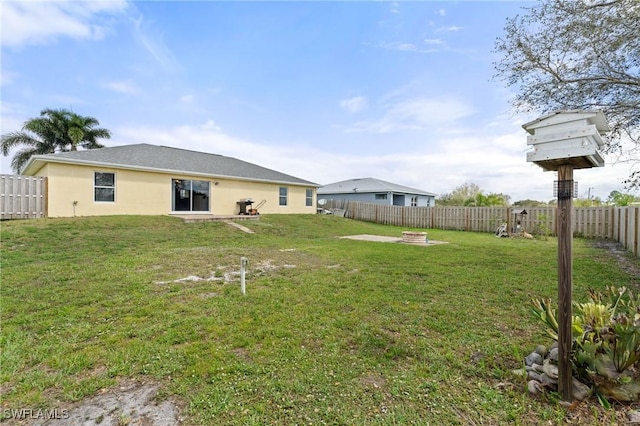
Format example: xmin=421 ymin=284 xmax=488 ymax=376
xmin=1 ymin=0 xmax=632 ymax=202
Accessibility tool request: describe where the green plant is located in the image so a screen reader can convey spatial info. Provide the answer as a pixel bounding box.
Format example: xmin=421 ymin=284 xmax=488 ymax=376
xmin=531 ymin=213 xmax=552 ymax=240
xmin=532 ymin=286 xmax=640 ymax=402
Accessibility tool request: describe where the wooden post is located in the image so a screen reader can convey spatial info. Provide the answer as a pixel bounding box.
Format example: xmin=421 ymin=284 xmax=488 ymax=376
xmin=557 ymin=164 xmax=573 ymax=401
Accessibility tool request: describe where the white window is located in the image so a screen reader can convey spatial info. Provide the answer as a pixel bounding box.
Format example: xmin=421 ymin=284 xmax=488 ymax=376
xmin=94 ymin=172 xmax=115 ymax=202
xmin=305 ymin=189 xmax=313 ymax=207
xmin=411 ymin=196 xmax=418 ymax=206
xmin=279 ymin=187 xmax=288 ymax=206
xmin=375 ymin=193 xmax=387 ymax=200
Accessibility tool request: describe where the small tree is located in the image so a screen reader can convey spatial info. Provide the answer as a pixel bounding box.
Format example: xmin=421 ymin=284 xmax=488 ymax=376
xmin=437 ymin=183 xmax=482 ymax=206
xmin=494 ymin=0 xmax=640 ymax=188
xmin=607 ymin=190 xmax=640 ymax=206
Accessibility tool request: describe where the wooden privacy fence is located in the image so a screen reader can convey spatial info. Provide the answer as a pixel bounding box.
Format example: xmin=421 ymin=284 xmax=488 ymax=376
xmin=324 ymin=200 xmax=639 ymax=257
xmin=0 ymin=175 xmax=47 ymax=219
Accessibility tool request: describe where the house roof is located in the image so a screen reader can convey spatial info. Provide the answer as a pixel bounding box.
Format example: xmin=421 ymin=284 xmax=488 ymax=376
xmin=22 ymin=143 xmax=319 ymax=187
xmin=317 ymin=177 xmax=435 ymax=196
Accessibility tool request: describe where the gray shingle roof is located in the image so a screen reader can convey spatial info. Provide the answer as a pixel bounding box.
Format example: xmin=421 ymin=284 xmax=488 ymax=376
xmin=318 ymin=177 xmax=435 ymax=196
xmin=24 ymin=144 xmax=318 ymax=186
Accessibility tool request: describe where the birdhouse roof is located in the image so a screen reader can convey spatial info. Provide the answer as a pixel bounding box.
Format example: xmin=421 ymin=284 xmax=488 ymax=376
xmin=522 ymin=110 xmax=610 ymax=135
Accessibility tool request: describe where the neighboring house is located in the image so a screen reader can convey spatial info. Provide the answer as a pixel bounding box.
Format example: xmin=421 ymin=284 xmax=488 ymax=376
xmin=21 ymin=144 xmax=319 ymax=218
xmin=317 ymin=177 xmax=436 ymax=207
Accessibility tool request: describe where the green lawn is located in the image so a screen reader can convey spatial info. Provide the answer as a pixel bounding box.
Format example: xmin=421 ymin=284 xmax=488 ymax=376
xmin=1 ymin=215 xmax=636 ymax=424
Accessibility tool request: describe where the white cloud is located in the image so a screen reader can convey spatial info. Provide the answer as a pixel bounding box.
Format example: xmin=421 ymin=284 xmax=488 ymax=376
xmin=1 ymin=1 xmax=128 ymax=47
xmin=104 ymin=80 xmax=140 ymax=95
xmin=378 ymin=41 xmax=439 ymax=54
xmin=423 ymin=38 xmax=445 ymax=46
xmin=0 ymin=70 xmax=17 ymax=86
xmin=179 ymin=94 xmax=195 ymax=104
xmin=346 ymin=96 xmax=475 ymax=134
xmin=436 ymin=8 xmax=446 ymax=16
xmin=129 ymin=12 xmax=181 ymax=72
xmin=339 ymin=96 xmax=368 ymax=113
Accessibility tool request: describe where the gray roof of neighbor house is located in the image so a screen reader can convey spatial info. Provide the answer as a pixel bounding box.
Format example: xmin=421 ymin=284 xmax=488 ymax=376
xmin=317 ymin=177 xmax=435 ymax=196
xmin=22 ymin=143 xmax=319 ymax=187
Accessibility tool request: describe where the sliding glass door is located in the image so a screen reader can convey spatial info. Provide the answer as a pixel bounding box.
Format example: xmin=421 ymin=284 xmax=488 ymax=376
xmin=172 ymin=179 xmax=210 ymax=212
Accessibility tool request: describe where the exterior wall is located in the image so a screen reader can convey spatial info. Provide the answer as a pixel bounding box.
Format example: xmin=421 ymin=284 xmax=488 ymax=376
xmin=36 ymin=163 xmax=316 ymax=217
xmin=319 ymin=192 xmax=435 ymax=207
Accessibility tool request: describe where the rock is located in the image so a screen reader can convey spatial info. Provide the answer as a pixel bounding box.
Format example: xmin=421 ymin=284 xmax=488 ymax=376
xmin=627 ymin=409 xmax=640 ymax=424
xmin=511 ymin=368 xmax=527 ymax=377
xmin=547 ymin=347 xmax=559 ymax=363
xmin=532 ymin=363 xmax=544 ymax=373
xmin=527 ymin=380 xmax=542 ymax=395
xmin=525 ymin=352 xmax=543 ymax=367
xmin=595 ymin=356 xmax=620 ymax=381
xmin=572 ymin=378 xmax=592 ymax=401
xmin=528 ymin=371 xmax=542 ymax=382
xmin=539 ymin=373 xmax=557 ymax=387
xmin=534 ymin=345 xmax=547 ymax=357
xmin=542 ymin=360 xmax=559 ymax=379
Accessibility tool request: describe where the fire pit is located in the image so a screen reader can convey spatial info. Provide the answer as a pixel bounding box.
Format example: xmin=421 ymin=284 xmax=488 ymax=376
xmin=402 ymin=231 xmax=427 ymax=244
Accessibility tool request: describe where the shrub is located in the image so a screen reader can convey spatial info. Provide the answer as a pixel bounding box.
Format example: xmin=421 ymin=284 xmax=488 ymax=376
xmin=532 ymin=286 xmax=640 ymax=403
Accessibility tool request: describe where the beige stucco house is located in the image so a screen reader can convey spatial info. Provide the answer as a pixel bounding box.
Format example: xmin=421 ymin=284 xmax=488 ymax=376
xmin=22 ymin=144 xmax=319 ymax=218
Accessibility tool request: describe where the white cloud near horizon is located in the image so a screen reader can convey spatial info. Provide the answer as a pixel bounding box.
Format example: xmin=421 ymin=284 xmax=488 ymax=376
xmin=0 ymin=112 xmax=631 ymax=200
xmin=0 ymin=1 xmax=128 ymax=47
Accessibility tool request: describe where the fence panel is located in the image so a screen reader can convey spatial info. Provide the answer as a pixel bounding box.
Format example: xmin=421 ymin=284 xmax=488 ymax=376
xmin=0 ymin=175 xmax=47 ymax=219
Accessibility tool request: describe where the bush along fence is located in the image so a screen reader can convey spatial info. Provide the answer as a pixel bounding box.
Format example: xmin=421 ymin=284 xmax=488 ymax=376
xmin=323 ymin=200 xmax=639 ymax=257
xmin=0 ymin=174 xmax=47 ymax=219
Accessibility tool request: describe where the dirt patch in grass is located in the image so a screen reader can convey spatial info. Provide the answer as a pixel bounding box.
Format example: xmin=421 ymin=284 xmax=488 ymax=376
xmin=590 ymin=239 xmax=640 ymax=288
xmin=339 ymin=234 xmax=448 ymax=245
xmin=35 ymin=380 xmax=182 ymax=426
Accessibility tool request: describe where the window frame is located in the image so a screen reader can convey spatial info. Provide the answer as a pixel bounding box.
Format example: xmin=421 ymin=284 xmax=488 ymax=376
xmin=94 ymin=171 xmax=116 ymax=203
xmin=305 ymin=189 xmax=313 ymax=207
xmin=171 ymin=179 xmax=210 ymax=212
xmin=279 ymin=186 xmax=288 ymax=206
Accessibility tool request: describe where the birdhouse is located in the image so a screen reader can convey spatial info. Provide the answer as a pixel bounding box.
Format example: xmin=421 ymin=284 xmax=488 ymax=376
xmin=512 ymin=208 xmax=527 ymax=233
xmin=523 ymin=110 xmax=610 ymax=171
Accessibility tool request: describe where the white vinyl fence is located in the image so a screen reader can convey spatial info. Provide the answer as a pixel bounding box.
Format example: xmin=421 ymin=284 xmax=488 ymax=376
xmin=0 ymin=175 xmax=47 ymax=219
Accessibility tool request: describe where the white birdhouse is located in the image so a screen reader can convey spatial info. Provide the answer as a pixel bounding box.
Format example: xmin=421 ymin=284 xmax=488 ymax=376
xmin=523 ymin=110 xmax=610 ymax=171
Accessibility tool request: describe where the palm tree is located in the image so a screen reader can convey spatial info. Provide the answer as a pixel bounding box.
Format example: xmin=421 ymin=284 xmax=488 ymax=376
xmin=64 ymin=111 xmax=111 ymax=152
xmin=1 ymin=108 xmax=111 ymax=173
